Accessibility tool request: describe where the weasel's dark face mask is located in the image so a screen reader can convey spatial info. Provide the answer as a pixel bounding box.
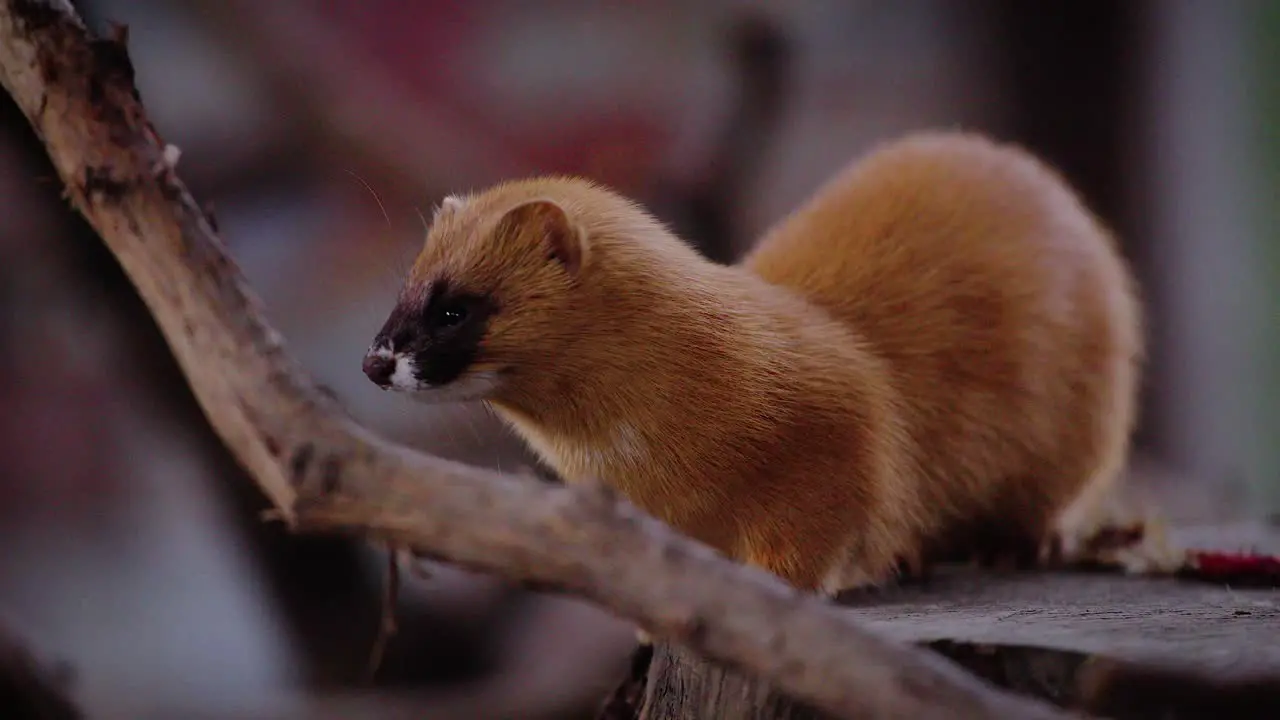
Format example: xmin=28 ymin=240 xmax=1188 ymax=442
xmin=362 ymin=192 xmax=587 ymax=405
xmin=362 ymin=278 xmax=501 ymax=404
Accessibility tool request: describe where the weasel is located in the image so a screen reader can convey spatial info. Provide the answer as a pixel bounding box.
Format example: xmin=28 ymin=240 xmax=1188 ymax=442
xmin=362 ymin=130 xmax=1143 ymax=594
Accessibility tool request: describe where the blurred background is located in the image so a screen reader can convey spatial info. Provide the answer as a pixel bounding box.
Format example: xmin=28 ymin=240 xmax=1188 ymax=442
xmin=0 ymin=0 xmax=1276 ymax=717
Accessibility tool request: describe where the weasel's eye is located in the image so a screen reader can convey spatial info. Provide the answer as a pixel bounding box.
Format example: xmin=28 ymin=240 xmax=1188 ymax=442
xmin=437 ymin=303 xmax=468 ymax=328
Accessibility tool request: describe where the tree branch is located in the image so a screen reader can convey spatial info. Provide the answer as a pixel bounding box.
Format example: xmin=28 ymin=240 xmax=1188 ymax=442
xmin=0 ymin=2 xmax=1074 ymax=717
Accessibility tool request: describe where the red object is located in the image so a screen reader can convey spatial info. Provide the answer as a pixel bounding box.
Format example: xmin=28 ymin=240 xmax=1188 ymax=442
xmin=1187 ymin=550 xmax=1280 ymax=585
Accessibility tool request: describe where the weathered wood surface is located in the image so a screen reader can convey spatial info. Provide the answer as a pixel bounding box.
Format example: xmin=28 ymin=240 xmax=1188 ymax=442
xmin=626 ymin=521 xmax=1280 ymax=719
xmin=842 ymin=568 xmax=1280 ymax=676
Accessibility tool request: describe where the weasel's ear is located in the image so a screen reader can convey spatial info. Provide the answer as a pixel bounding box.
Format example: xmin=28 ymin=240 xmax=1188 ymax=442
xmin=432 ymin=194 xmax=466 ymax=223
xmin=497 ymin=199 xmax=586 ymax=276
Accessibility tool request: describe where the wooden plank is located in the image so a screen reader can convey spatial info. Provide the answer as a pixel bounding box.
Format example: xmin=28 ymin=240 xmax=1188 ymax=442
xmin=617 ymin=521 xmax=1280 ymax=719
xmin=837 ymin=522 xmax=1280 ymax=676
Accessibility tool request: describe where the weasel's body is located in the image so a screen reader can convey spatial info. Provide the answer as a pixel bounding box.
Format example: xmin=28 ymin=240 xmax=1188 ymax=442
xmin=364 ymin=131 xmax=1143 ymax=593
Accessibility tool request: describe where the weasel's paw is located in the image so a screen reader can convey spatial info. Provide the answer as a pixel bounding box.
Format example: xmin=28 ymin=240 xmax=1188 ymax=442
xmin=1050 ymin=515 xmax=1186 ymax=575
xmin=821 ymin=555 xmax=910 ymax=597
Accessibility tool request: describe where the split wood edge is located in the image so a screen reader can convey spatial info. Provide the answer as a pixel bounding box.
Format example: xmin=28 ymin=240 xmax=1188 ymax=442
xmin=0 ymin=2 xmax=1075 ymax=718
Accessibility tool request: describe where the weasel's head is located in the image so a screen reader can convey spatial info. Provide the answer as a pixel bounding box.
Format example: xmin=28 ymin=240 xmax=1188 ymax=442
xmin=363 ymin=179 xmax=600 ymax=404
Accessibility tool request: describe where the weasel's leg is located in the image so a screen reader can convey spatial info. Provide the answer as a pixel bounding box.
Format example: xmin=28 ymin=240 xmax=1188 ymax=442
xmin=742 ymin=521 xmax=865 ymax=596
xmin=821 ymin=542 xmax=921 ymax=597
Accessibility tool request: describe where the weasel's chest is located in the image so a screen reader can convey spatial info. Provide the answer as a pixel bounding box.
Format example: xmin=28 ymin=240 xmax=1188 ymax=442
xmin=497 ymin=412 xmax=650 ymax=485
xmin=491 ymin=406 xmax=736 ymax=535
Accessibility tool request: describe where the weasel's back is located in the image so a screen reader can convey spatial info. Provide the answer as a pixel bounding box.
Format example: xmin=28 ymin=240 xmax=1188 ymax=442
xmin=741 ymin=130 xmax=1143 ymax=558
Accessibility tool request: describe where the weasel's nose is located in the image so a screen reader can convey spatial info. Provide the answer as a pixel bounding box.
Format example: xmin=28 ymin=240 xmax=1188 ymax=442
xmin=362 ymin=354 xmax=395 ymax=388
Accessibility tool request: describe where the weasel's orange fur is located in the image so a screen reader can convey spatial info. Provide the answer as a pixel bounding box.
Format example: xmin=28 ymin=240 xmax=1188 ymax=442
xmin=364 ymin=130 xmax=1143 ymax=594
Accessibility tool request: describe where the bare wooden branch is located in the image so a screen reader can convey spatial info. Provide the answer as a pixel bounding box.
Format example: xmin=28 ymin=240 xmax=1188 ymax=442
xmin=0 ymin=2 xmax=1075 ymax=717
